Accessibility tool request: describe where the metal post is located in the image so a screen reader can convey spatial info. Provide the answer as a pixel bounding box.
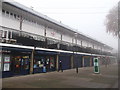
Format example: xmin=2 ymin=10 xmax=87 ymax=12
xmin=75 ymin=32 xmax=78 ymax=73
xmin=71 ymin=55 xmax=74 ymax=69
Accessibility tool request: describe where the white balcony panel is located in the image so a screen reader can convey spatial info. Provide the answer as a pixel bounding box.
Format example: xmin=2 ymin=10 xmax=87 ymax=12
xmin=62 ymin=34 xmax=72 ymax=43
xmin=22 ymin=21 xmax=44 ymax=36
xmin=2 ymin=15 xmax=20 ymax=30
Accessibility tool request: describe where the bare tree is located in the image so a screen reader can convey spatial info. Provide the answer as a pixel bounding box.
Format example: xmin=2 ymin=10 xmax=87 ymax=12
xmin=105 ymin=5 xmax=119 ymax=38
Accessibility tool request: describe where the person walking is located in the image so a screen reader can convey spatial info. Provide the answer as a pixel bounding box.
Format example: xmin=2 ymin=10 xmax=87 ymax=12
xmin=59 ymin=60 xmax=63 ymax=72
xmin=76 ymin=66 xmax=78 ymax=74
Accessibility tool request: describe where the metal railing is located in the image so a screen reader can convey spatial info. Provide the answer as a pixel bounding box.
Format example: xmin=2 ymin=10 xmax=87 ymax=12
xmin=0 ymin=26 xmax=113 ymax=56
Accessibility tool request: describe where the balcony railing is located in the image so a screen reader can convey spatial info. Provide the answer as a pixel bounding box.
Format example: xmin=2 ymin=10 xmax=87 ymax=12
xmin=0 ymin=26 xmax=113 ymax=56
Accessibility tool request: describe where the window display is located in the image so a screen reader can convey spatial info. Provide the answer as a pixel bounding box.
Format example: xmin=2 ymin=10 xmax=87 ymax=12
xmin=3 ymin=56 xmax=10 ymax=71
xmin=34 ymin=56 xmax=44 ymax=68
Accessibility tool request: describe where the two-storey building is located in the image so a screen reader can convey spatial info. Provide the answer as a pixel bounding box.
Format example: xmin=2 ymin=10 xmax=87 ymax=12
xmin=0 ymin=0 xmax=115 ymax=77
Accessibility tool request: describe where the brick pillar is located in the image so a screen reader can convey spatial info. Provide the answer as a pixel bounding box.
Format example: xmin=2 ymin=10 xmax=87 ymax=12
xmin=30 ymin=48 xmax=35 ymax=74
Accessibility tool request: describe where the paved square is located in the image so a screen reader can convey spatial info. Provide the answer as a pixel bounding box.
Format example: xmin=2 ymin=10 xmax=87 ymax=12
xmin=2 ymin=64 xmax=118 ymax=88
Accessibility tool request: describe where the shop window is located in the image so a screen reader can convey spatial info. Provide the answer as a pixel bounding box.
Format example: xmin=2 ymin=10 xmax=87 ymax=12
xmin=34 ymin=57 xmax=45 ymax=68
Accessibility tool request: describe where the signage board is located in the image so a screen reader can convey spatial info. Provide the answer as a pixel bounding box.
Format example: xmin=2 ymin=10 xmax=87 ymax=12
xmin=93 ymin=58 xmax=100 ymax=74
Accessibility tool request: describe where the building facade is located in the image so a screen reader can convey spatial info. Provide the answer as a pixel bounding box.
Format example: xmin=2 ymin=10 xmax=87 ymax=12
xmin=0 ymin=0 xmax=116 ymax=78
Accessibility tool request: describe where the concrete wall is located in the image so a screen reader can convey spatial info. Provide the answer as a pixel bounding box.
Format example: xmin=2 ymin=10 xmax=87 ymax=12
xmin=46 ymin=27 xmax=61 ymax=40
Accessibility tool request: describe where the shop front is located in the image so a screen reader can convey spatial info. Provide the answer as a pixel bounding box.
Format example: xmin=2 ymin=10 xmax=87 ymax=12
xmin=82 ymin=56 xmax=92 ymax=67
xmin=73 ymin=54 xmax=83 ymax=68
xmin=2 ymin=47 xmax=32 ymax=78
xmin=33 ymin=50 xmax=57 ymax=74
xmin=11 ymin=55 xmax=30 ymax=75
xmin=59 ymin=53 xmax=71 ymax=70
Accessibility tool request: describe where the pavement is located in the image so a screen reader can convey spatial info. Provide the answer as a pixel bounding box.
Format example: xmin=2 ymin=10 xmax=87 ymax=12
xmin=2 ymin=63 xmax=119 ymax=88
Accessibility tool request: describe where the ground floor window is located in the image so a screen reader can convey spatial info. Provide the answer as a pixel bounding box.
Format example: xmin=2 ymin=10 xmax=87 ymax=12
xmin=34 ymin=55 xmax=56 ymax=72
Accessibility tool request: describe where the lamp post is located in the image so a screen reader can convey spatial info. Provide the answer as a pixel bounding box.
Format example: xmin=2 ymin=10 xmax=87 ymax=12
xmin=74 ymin=32 xmax=78 ymax=73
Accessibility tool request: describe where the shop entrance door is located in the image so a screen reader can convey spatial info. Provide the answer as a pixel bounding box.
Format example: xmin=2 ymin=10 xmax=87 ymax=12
xmin=12 ymin=56 xmax=21 ymax=74
xmin=21 ymin=56 xmax=30 ymax=75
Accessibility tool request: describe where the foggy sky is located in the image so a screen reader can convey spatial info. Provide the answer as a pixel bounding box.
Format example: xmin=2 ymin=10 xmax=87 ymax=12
xmin=13 ymin=0 xmax=119 ymax=51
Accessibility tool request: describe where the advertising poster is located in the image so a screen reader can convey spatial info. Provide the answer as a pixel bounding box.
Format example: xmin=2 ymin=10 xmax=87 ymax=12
xmin=4 ymin=56 xmax=10 ymax=62
xmin=4 ymin=63 xmax=10 ymax=71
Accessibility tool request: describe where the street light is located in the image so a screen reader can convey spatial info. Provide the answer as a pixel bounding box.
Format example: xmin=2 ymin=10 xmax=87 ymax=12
xmin=74 ymin=32 xmax=78 ymax=73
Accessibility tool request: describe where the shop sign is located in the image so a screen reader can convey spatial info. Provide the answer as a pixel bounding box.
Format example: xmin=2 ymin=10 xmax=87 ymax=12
xmin=23 ymin=56 xmax=29 ymax=58
xmin=93 ymin=58 xmax=100 ymax=74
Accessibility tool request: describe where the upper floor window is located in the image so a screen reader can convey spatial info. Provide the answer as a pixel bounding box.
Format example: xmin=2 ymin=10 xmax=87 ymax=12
xmin=14 ymin=14 xmax=16 ymax=18
xmin=2 ymin=9 xmax=5 ymax=13
xmin=2 ymin=9 xmax=39 ymax=25
xmin=10 ymin=13 xmax=13 ymax=16
xmin=6 ymin=11 xmax=9 ymax=14
xmin=6 ymin=11 xmax=10 ymax=17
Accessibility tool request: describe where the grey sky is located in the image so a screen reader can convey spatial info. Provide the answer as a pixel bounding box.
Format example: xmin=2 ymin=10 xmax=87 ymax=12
xmin=13 ymin=0 xmax=119 ymax=51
